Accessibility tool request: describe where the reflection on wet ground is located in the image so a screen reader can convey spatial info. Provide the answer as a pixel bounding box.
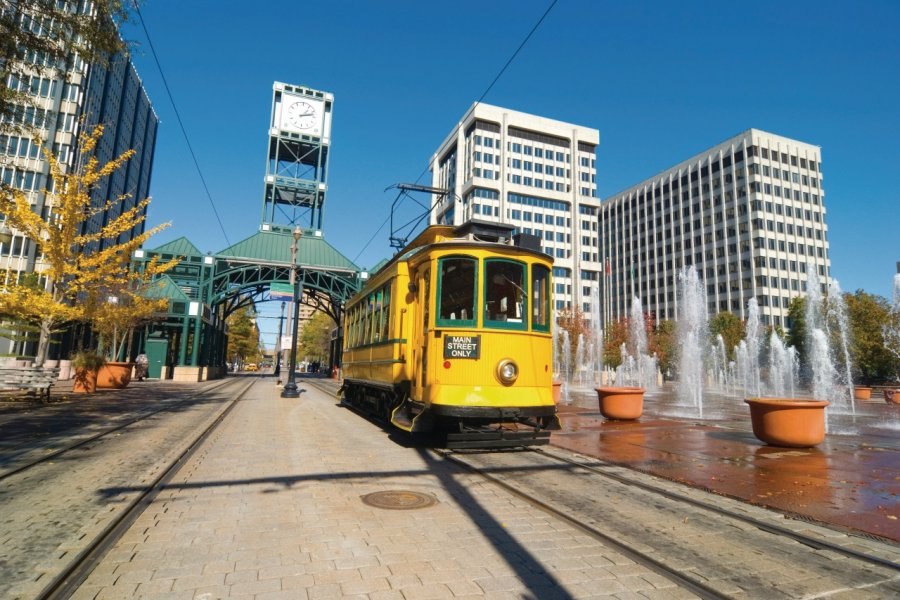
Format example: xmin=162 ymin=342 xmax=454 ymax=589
xmin=552 ymin=384 xmax=900 ymax=542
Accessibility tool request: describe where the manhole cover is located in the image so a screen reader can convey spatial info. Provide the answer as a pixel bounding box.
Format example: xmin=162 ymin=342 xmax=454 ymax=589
xmin=361 ymin=490 xmax=437 ymax=510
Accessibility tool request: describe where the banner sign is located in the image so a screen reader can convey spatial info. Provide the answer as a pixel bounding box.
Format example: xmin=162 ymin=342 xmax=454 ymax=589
xmin=443 ymin=335 xmax=481 ymax=359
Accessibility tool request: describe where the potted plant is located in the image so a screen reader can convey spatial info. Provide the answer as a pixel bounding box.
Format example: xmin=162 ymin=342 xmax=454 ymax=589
xmin=595 ymin=386 xmax=645 ymax=420
xmin=885 ymin=389 xmax=900 ymax=405
xmin=744 ymin=398 xmax=830 ymax=447
xmin=72 ymin=351 xmax=106 ymax=394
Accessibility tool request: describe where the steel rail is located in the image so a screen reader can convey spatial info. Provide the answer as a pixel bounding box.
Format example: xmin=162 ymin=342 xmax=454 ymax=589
xmin=435 ymin=447 xmax=732 ymax=600
xmin=34 ymin=378 xmax=256 ymax=600
xmin=0 ymin=377 xmax=240 ymax=482
xmin=533 ymin=446 xmax=900 ymax=572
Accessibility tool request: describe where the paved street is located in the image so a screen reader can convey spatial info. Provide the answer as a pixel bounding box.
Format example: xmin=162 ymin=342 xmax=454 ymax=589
xmin=71 ymin=378 xmax=691 ymax=600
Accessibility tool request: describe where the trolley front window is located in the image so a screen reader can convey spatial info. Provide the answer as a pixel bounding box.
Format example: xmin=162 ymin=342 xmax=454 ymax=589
xmin=531 ymin=264 xmax=551 ymax=332
xmin=483 ymin=259 xmax=527 ymax=331
xmin=437 ymin=256 xmax=477 ymax=327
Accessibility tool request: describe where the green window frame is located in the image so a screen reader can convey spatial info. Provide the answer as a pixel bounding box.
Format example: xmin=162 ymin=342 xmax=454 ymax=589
xmin=436 ymin=256 xmax=478 ymax=328
xmin=483 ymin=259 xmax=528 ymax=331
xmin=531 ymin=263 xmax=551 ymax=332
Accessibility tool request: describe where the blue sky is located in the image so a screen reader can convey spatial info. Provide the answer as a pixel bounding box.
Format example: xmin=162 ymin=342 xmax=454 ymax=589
xmin=125 ymin=1 xmax=900 ymax=342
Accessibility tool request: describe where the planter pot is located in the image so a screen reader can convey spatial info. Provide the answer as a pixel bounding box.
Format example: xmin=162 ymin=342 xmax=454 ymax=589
xmin=73 ymin=368 xmax=98 ymax=394
xmin=853 ymin=387 xmax=872 ymax=401
xmin=595 ymin=387 xmax=644 ymax=420
xmin=744 ymin=398 xmax=829 ymax=448
xmin=552 ymin=381 xmax=562 ymax=405
xmin=885 ymin=389 xmax=900 ymax=405
xmin=58 ymin=360 xmax=72 ymax=380
xmin=97 ymin=362 xmax=134 ymax=389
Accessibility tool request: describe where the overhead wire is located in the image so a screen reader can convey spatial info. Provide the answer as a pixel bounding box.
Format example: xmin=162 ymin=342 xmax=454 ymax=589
xmin=351 ymin=0 xmax=559 ymax=264
xmin=134 ymin=6 xmax=232 ymax=247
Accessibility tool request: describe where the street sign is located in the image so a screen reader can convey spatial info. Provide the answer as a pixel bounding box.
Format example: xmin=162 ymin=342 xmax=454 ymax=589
xmin=270 ymin=282 xmax=293 ymax=300
xmin=280 ymin=335 xmax=293 ymax=350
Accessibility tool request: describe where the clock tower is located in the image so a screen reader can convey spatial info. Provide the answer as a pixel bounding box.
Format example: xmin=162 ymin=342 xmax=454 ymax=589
xmin=261 ymin=81 xmax=334 ymax=230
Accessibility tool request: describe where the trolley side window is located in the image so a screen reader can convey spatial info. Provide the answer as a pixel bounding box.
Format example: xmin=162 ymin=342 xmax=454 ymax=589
xmin=379 ymin=283 xmax=391 ymax=341
xmin=437 ymin=256 xmax=477 ymax=327
xmin=531 ymin=264 xmax=551 ymax=332
xmin=483 ymin=259 xmax=527 ymax=331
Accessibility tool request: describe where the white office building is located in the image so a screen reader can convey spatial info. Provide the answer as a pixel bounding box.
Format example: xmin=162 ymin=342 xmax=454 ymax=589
xmin=430 ymin=103 xmax=601 ymax=312
xmin=599 ymin=128 xmax=830 ymax=329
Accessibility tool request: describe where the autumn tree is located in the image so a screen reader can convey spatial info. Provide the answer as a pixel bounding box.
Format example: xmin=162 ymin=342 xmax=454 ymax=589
xmin=603 ymin=319 xmax=629 ymax=369
xmin=555 ymin=306 xmax=592 ymax=375
xmin=0 ymin=125 xmax=175 ymax=365
xmin=226 ymin=306 xmax=261 ymax=367
xmin=299 ymin=311 xmax=334 ymax=364
xmin=709 ymin=312 xmax=744 ymax=360
xmin=650 ymin=320 xmax=677 ymax=377
xmin=0 ymin=0 xmax=132 ymax=137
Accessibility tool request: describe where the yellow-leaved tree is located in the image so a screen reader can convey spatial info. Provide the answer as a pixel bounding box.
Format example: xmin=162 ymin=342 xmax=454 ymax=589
xmin=0 ymin=125 xmax=177 ymax=365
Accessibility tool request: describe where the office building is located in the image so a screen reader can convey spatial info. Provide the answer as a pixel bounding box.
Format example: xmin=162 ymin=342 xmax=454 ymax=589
xmin=430 ymin=103 xmax=601 ymax=312
xmin=0 ymin=20 xmax=158 ymax=355
xmin=599 ymin=129 xmax=830 ymax=329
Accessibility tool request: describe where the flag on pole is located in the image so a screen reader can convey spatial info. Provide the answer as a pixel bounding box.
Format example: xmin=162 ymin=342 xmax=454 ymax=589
xmin=605 ymin=257 xmax=612 ymax=276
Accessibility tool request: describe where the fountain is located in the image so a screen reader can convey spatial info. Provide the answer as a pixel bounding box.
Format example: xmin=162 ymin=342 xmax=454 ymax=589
xmin=805 ymin=267 xmax=855 ymax=417
xmin=589 ymin=284 xmax=604 ymax=385
xmin=676 ymin=266 xmax=709 ymax=417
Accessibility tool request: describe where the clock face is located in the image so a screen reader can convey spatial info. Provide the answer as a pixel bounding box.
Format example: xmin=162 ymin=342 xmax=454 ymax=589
xmin=285 ymin=100 xmax=318 ymax=130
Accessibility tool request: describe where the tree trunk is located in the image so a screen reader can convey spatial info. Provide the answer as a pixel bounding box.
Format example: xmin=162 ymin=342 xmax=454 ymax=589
xmin=34 ymin=318 xmax=52 ymax=367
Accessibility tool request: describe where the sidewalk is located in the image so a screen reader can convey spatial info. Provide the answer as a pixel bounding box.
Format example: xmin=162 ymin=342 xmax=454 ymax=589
xmin=553 ymin=387 xmax=900 ymax=542
xmin=73 ymin=378 xmax=693 ymax=599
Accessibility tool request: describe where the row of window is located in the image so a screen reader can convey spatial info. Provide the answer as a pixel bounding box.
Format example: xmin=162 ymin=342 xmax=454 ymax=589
xmin=748 ymin=145 xmax=819 ymax=171
xmin=345 ymin=282 xmax=393 ymax=349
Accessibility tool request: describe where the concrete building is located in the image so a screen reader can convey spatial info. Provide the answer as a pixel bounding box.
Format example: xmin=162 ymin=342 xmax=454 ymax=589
xmin=599 ymin=128 xmax=830 ymax=329
xmin=0 ymin=26 xmax=158 ymax=355
xmin=430 ymin=103 xmax=601 ymax=312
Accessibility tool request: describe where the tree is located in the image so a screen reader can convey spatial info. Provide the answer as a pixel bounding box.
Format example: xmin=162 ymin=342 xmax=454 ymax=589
xmin=0 ymin=125 xmax=175 ymax=364
xmin=844 ymin=290 xmax=898 ymax=384
xmin=555 ymin=306 xmax=592 ymax=375
xmin=299 ymin=311 xmax=334 ymax=364
xmin=650 ymin=320 xmax=677 ymax=377
xmin=226 ymin=306 xmax=261 ymax=367
xmin=786 ymin=296 xmax=807 ymax=358
xmin=603 ymin=319 xmax=629 ymax=369
xmin=709 ymin=312 xmax=744 ymax=360
xmin=0 ymin=0 xmax=132 ymax=137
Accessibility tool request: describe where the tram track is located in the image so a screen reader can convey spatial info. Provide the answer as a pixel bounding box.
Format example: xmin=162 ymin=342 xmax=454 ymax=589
xmin=437 ymin=447 xmax=900 ymax=599
xmin=0 ymin=377 xmax=238 ymax=482
xmin=32 ymin=377 xmax=255 ymax=600
xmin=0 ymin=377 xmax=255 ymax=600
xmin=532 ymin=446 xmax=900 ymax=571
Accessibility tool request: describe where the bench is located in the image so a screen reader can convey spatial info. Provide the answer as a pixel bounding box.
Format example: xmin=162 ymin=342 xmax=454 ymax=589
xmin=0 ymin=367 xmax=61 ymax=401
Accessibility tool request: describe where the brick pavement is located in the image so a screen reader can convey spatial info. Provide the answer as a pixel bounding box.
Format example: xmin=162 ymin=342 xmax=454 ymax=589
xmin=73 ymin=379 xmax=692 ymax=599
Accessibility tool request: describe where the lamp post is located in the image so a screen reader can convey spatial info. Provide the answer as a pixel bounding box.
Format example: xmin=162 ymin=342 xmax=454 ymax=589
xmin=274 ymin=301 xmax=285 ymax=377
xmin=281 ymin=227 xmax=303 ymax=398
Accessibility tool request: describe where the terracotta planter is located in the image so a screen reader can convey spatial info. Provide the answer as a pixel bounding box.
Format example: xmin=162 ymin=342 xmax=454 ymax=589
xmin=552 ymin=381 xmax=562 ymax=405
xmin=73 ymin=368 xmax=98 ymax=394
xmin=885 ymin=389 xmax=900 ymax=405
xmin=853 ymin=387 xmax=872 ymax=401
xmin=744 ymin=398 xmax=829 ymax=448
xmin=595 ymin=386 xmax=644 ymax=420
xmin=97 ymin=362 xmax=134 ymax=389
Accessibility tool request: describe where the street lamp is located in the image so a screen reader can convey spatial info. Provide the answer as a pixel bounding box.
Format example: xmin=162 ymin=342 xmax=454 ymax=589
xmin=274 ymin=301 xmax=285 ymax=377
xmin=281 ymin=226 xmax=303 ymax=398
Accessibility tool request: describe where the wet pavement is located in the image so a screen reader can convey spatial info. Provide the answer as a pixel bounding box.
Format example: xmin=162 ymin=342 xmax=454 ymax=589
xmin=552 ymin=384 xmax=900 ymax=542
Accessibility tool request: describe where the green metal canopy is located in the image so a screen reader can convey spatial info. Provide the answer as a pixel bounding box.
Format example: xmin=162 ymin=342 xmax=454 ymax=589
xmin=217 ymin=229 xmax=358 ymax=272
xmin=147 ymin=236 xmax=203 ymax=258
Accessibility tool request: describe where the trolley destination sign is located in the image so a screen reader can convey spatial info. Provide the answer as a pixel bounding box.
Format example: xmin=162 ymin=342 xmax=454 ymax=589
xmin=443 ymin=335 xmax=481 ymax=359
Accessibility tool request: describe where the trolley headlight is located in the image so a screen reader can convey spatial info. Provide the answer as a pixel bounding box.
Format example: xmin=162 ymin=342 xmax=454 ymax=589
xmin=496 ymin=359 xmax=519 ymax=385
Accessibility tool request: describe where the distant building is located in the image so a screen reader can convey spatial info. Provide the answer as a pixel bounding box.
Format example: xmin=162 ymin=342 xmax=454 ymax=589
xmin=599 ymin=129 xmax=830 ymax=329
xmin=430 ymin=103 xmax=601 ymax=313
xmin=0 ymin=17 xmax=158 ymax=356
